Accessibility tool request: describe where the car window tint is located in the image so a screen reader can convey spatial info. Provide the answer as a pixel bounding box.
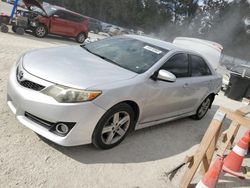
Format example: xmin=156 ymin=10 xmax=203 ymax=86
xmin=190 ymin=55 xmax=212 ymax=77
xmin=66 ymin=12 xmax=77 ymax=22
xmin=161 ymin=54 xmax=189 ymax=78
xmin=60 ymin=11 xmax=83 ymax=22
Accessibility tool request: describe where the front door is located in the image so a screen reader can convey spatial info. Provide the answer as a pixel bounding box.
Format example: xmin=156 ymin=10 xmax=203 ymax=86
xmin=141 ymin=53 xmax=195 ymax=123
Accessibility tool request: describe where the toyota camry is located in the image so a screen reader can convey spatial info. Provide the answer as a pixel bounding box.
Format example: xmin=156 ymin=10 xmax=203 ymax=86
xmin=7 ymin=35 xmax=222 ymax=149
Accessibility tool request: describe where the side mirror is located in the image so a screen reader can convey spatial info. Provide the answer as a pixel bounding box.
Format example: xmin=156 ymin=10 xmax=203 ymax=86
xmin=157 ymin=70 xmax=176 ymax=82
xmin=53 ymin=14 xmax=59 ymax=18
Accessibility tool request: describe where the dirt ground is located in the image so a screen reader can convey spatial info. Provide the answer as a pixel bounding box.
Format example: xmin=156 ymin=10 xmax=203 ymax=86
xmin=0 ymin=2 xmax=250 ymax=188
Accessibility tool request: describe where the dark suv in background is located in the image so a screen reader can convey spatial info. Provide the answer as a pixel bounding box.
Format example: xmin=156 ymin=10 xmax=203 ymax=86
xmin=25 ymin=1 xmax=89 ymax=43
xmin=87 ymin=17 xmax=102 ymax=33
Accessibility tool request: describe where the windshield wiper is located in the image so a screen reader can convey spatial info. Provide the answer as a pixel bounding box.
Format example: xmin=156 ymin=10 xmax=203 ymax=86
xmin=81 ymin=45 xmax=119 ymax=66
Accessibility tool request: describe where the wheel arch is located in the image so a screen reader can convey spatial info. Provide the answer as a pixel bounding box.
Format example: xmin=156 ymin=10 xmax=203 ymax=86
xmin=108 ymin=100 xmax=140 ymax=129
xmin=122 ymin=100 xmax=140 ymax=124
xmin=207 ymin=93 xmax=216 ymax=108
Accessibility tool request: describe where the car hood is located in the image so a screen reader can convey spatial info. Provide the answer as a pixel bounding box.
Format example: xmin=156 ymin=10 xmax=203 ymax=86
xmin=22 ymin=46 xmax=137 ymax=89
xmin=23 ymin=0 xmax=47 ymax=15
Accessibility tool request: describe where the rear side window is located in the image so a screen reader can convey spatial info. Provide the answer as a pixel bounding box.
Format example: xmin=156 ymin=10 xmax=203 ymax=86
xmin=65 ymin=12 xmax=83 ymax=22
xmin=190 ymin=55 xmax=212 ymax=77
xmin=161 ymin=53 xmax=189 ymax=78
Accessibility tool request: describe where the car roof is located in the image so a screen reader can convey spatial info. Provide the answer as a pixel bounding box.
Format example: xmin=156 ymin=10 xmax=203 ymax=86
xmin=52 ymin=5 xmax=85 ymax=18
xmin=127 ymin=35 xmax=180 ymax=51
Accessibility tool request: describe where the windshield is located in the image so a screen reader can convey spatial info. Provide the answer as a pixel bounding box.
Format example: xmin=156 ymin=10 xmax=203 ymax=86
xmin=83 ymin=37 xmax=168 ymax=73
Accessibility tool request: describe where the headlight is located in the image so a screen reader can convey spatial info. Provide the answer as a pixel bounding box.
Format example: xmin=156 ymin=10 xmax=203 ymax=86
xmin=41 ymin=85 xmax=101 ymax=103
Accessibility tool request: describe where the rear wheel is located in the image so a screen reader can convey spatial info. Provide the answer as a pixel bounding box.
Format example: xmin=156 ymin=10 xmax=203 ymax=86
xmin=16 ymin=27 xmax=25 ymax=35
xmin=92 ymin=103 xmax=135 ymax=149
xmin=34 ymin=25 xmax=47 ymax=38
xmin=76 ymin=32 xmax=86 ymax=43
xmin=1 ymin=24 xmax=9 ymax=33
xmin=191 ymin=96 xmax=212 ymax=120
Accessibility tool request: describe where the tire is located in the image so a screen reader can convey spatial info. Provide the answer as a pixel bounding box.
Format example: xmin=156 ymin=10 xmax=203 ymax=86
xmin=34 ymin=25 xmax=47 ymax=38
xmin=76 ymin=32 xmax=86 ymax=43
xmin=191 ymin=96 xmax=212 ymax=120
xmin=12 ymin=26 xmax=17 ymax=33
xmin=1 ymin=24 xmax=9 ymax=33
xmin=92 ymin=103 xmax=135 ymax=149
xmin=16 ymin=27 xmax=25 ymax=35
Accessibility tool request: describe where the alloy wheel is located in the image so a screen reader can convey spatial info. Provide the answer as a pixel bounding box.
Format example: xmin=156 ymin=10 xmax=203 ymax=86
xmin=101 ymin=111 xmax=130 ymax=145
xmin=36 ymin=26 xmax=46 ymax=37
xmin=198 ymin=98 xmax=211 ymax=118
xmin=78 ymin=34 xmax=85 ymax=43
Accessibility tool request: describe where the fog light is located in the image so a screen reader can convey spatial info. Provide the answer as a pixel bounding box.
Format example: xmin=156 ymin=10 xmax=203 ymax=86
xmin=56 ymin=123 xmax=69 ymax=134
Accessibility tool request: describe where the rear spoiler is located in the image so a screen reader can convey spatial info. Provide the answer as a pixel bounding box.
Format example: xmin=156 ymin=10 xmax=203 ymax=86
xmin=173 ymin=37 xmax=223 ymax=70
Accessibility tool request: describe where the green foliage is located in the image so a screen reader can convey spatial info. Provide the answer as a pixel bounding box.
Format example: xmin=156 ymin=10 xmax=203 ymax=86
xmin=45 ymin=0 xmax=250 ymax=59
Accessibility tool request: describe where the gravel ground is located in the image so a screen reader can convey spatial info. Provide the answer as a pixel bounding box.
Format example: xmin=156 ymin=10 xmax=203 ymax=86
xmin=0 ymin=2 xmax=250 ymax=188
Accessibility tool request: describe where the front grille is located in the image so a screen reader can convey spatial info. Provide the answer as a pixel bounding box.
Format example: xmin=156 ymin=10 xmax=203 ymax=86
xmin=16 ymin=66 xmax=45 ymax=91
xmin=25 ymin=112 xmax=55 ymax=128
xmin=18 ymin=80 xmax=45 ymax=91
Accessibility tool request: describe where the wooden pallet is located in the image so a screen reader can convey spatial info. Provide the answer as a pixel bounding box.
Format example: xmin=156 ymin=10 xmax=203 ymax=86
xmin=171 ymin=98 xmax=250 ymax=188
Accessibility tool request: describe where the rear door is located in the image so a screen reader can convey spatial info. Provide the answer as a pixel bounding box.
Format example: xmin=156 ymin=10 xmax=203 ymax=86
xmin=141 ymin=53 xmax=195 ymax=123
xmin=63 ymin=12 xmax=80 ymax=37
xmin=188 ymin=54 xmax=213 ymax=109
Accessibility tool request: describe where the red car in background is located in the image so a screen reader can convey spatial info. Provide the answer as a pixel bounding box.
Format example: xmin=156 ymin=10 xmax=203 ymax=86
xmin=24 ymin=0 xmax=88 ymax=43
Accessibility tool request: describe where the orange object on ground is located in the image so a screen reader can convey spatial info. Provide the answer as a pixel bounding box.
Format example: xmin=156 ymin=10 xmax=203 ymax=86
xmin=196 ymin=157 xmax=224 ymax=188
xmin=223 ymin=131 xmax=250 ymax=173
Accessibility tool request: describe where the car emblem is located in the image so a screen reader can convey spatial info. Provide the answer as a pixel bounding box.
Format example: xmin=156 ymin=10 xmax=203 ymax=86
xmin=18 ymin=70 xmax=24 ymax=81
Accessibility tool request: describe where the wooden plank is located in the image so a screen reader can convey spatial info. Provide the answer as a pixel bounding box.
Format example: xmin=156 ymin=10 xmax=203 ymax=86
xmin=199 ymin=124 xmax=221 ymax=175
xmin=217 ymin=121 xmax=240 ymax=157
xmin=220 ymin=107 xmax=250 ymax=129
xmin=236 ymin=106 xmax=250 ymax=116
xmin=180 ymin=110 xmax=225 ymax=188
xmin=242 ymin=98 xmax=250 ymax=105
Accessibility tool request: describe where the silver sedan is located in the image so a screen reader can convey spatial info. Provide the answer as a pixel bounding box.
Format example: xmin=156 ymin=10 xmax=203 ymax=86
xmin=7 ymin=35 xmax=222 ymax=149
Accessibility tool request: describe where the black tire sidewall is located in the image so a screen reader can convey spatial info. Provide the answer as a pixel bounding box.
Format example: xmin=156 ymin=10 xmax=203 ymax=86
xmin=92 ymin=103 xmax=135 ymax=149
xmin=12 ymin=26 xmax=17 ymax=33
xmin=16 ymin=27 xmax=25 ymax=35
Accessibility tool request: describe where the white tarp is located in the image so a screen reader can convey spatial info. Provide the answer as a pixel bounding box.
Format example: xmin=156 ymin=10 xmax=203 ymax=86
xmin=173 ymin=37 xmax=223 ymax=70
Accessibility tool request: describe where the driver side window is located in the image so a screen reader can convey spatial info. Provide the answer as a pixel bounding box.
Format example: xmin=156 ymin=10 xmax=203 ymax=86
xmin=55 ymin=10 xmax=66 ymax=20
xmin=161 ymin=53 xmax=189 ymax=78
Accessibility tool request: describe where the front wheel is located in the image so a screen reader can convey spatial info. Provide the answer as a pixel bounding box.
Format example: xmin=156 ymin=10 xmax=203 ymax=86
xmin=191 ymin=96 xmax=212 ymax=120
xmin=34 ymin=25 xmax=47 ymax=38
xmin=92 ymin=103 xmax=135 ymax=149
xmin=76 ymin=32 xmax=86 ymax=43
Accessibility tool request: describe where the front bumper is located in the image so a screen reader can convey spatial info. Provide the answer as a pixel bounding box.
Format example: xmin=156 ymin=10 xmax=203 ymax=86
xmin=7 ymin=64 xmax=106 ymax=146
